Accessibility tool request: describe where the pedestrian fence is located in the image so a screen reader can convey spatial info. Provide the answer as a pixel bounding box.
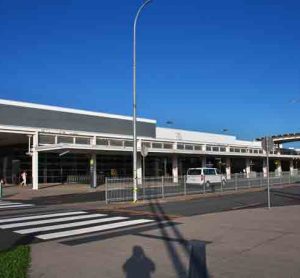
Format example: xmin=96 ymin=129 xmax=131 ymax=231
xmin=105 ymin=171 xmax=300 ymax=203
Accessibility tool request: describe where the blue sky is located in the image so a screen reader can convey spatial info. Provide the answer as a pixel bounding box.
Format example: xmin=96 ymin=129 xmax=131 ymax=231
xmin=0 ymin=0 xmax=299 ymax=145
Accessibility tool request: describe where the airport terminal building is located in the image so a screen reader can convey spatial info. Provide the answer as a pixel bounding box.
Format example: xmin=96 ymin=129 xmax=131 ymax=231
xmin=0 ymin=99 xmax=299 ymax=190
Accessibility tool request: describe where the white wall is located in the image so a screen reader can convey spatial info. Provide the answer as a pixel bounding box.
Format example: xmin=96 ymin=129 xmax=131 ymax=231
xmin=156 ymin=127 xmax=261 ymax=148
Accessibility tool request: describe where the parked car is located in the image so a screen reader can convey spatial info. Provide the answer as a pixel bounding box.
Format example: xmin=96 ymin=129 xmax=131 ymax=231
xmin=186 ymin=167 xmax=226 ymax=191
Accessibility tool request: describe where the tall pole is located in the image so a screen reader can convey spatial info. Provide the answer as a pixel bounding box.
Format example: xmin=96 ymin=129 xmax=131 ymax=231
xmin=133 ymin=0 xmax=152 ymax=202
xmin=266 ymin=139 xmax=271 ymax=209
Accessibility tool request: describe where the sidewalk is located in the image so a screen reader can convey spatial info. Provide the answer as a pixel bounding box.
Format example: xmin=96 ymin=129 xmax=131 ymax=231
xmin=30 ymin=204 xmax=300 ymax=278
xmin=2 ymin=183 xmax=104 ymax=201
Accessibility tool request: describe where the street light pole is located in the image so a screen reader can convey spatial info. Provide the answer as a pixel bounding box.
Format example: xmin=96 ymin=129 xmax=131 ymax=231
xmin=133 ymin=0 xmax=152 ymax=203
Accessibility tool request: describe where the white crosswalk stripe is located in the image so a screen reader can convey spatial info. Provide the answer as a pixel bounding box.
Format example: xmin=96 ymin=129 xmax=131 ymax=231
xmin=0 ymin=202 xmax=23 ymax=206
xmin=16 ymin=216 xmax=128 ymax=234
xmin=0 ymin=204 xmax=34 ymax=209
xmin=0 ymin=200 xmax=35 ymax=209
xmin=0 ymin=209 xmax=154 ymax=241
xmin=0 ymin=213 xmax=107 ymax=229
xmin=36 ymin=219 xmax=154 ymax=240
xmin=0 ymin=211 xmax=87 ymax=223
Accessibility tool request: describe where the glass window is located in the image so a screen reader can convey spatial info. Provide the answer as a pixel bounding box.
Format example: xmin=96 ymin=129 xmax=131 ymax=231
xmin=194 ymin=145 xmax=202 ymax=151
xmin=185 ymin=144 xmax=193 ymax=150
xmin=212 ymin=147 xmax=219 ymax=152
xmin=152 ymin=143 xmax=162 ymax=149
xmin=39 ymin=135 xmax=55 ymax=145
xmin=206 ymin=146 xmax=212 ymax=151
xmin=57 ymin=136 xmax=73 ymax=144
xmin=110 ymin=140 xmax=123 ymax=147
xmin=97 ymin=138 xmax=109 ymax=146
xmin=220 ymin=147 xmax=226 ymax=152
xmin=177 ymin=144 xmax=184 ymax=150
xmin=124 ymin=141 xmax=133 ymax=147
xmin=163 ymin=143 xmax=173 ymax=149
xmin=203 ymin=169 xmax=208 ymax=175
xmin=209 ymin=169 xmax=216 ymax=175
xmin=75 ymin=137 xmax=90 ymax=145
xmin=142 ymin=142 xmax=151 ymax=148
xmin=188 ymin=169 xmax=202 ymax=175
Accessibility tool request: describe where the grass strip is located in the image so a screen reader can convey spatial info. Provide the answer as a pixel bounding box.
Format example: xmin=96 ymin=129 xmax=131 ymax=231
xmin=0 ymin=245 xmax=30 ymax=278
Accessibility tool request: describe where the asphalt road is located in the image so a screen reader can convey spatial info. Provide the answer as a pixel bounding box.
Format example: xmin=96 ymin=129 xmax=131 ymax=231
xmin=127 ymin=185 xmax=300 ymax=217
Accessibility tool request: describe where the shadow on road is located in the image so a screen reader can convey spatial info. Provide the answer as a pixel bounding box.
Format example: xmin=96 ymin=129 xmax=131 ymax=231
xmin=133 ymin=199 xmax=210 ymax=278
xmin=123 ymin=245 xmax=155 ymax=278
xmin=29 ymin=191 xmax=105 ymax=205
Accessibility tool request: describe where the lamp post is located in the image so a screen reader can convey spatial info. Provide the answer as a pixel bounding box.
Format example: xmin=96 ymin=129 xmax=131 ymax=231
xmin=133 ymin=0 xmax=152 ymax=202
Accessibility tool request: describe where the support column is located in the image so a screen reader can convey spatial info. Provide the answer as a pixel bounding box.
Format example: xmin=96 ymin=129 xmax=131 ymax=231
xmin=90 ymin=153 xmax=97 ymax=188
xmin=201 ymin=157 xmax=207 ymax=168
xmin=276 ymin=160 xmax=282 ymax=176
xmin=172 ymin=155 xmax=178 ymax=183
xmin=137 ymin=153 xmax=142 ymax=184
xmin=226 ymin=157 xmax=231 ymax=179
xmin=246 ymin=158 xmax=251 ymax=178
xmin=263 ymin=159 xmax=268 ymax=178
xmin=32 ymin=133 xmax=39 ymax=190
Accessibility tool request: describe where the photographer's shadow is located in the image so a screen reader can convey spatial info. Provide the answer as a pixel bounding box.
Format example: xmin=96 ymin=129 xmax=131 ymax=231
xmin=123 ymin=245 xmax=155 ymax=278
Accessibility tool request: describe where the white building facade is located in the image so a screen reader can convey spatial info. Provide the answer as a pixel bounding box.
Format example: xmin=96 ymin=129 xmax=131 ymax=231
xmin=0 ymin=99 xmax=298 ymax=190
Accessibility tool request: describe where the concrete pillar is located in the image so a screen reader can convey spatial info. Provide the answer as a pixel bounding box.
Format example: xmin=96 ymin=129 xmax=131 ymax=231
xmin=172 ymin=155 xmax=178 ymax=183
xmin=163 ymin=157 xmax=167 ymax=176
xmin=276 ymin=160 xmax=282 ymax=176
xmin=32 ymin=134 xmax=39 ymax=190
xmin=263 ymin=159 xmax=268 ymax=178
xmin=137 ymin=153 xmax=142 ymax=184
xmin=226 ymin=157 xmax=231 ymax=179
xmin=90 ymin=153 xmax=97 ymax=188
xmin=245 ymin=158 xmax=251 ymax=178
xmin=290 ymin=160 xmax=294 ymax=176
xmin=201 ymin=157 xmax=207 ymax=167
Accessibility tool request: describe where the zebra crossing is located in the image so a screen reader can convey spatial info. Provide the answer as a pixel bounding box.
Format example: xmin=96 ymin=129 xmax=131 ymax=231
xmin=0 ymin=209 xmax=154 ymax=241
xmin=0 ymin=200 xmax=34 ymax=209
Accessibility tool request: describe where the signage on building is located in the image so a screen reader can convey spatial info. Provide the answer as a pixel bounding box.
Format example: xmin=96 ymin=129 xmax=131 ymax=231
xmin=141 ymin=144 xmax=149 ymax=157
xmin=262 ymin=137 xmax=274 ymax=152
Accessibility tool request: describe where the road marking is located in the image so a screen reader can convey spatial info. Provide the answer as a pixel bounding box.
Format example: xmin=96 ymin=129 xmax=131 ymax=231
xmin=0 ymin=201 xmax=21 ymax=205
xmin=0 ymin=202 xmax=25 ymax=206
xmin=36 ymin=219 xmax=154 ymax=240
xmin=0 ymin=211 xmax=87 ymax=224
xmin=16 ymin=216 xmax=128 ymax=234
xmin=0 ymin=204 xmax=34 ymax=209
xmin=0 ymin=214 xmax=106 ymax=229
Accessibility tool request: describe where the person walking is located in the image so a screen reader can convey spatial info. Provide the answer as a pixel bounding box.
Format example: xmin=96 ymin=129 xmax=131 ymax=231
xmin=20 ymin=170 xmax=27 ymax=187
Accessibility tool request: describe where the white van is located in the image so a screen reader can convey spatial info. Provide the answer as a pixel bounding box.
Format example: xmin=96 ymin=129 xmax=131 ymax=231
xmin=186 ymin=167 xmax=226 ymax=189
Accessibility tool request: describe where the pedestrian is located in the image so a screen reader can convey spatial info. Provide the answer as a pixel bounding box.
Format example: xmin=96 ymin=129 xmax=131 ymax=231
xmin=20 ymin=170 xmax=27 ymax=187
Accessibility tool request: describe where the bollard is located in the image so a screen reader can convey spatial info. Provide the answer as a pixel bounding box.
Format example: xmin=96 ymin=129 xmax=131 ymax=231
xmin=188 ymin=240 xmax=208 ymax=278
xmin=0 ymin=183 xmax=2 ymax=198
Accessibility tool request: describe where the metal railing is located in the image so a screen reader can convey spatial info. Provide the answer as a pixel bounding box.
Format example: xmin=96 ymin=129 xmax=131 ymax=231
xmin=105 ymin=171 xmax=300 ymax=203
